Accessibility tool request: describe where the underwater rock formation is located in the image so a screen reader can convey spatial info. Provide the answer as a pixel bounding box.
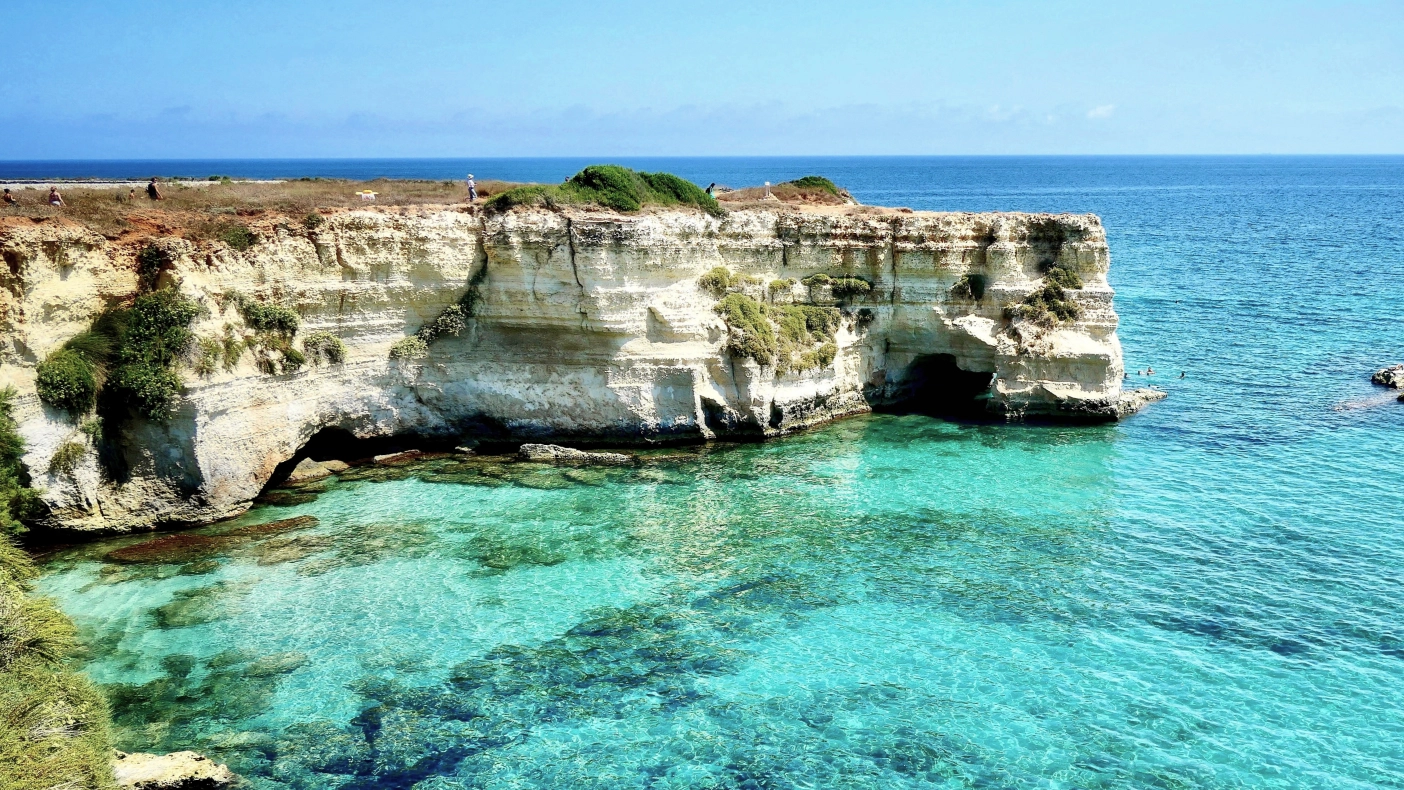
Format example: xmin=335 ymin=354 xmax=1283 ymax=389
xmin=2 ymin=204 xmax=1145 ymax=531
xmin=1372 ymin=364 xmax=1403 ymax=389
xmin=112 ymin=750 xmax=236 ymax=789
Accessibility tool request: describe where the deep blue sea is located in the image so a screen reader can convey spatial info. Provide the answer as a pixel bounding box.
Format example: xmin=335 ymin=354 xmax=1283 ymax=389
xmin=30 ymin=157 xmax=1404 ymax=789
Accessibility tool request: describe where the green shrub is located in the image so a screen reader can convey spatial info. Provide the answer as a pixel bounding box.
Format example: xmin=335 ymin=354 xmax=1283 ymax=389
xmin=302 ymin=212 xmax=325 ymax=230
xmin=801 ymin=273 xmax=830 ymax=287
xmin=216 ymin=223 xmax=258 ymax=251
xmin=699 ymin=267 xmax=734 ymax=296
xmin=35 ymin=350 xmax=98 ymax=413
xmin=418 ymin=304 xmax=467 ymax=342
xmin=47 ymin=441 xmax=85 ymax=477
xmin=237 ymin=298 xmax=299 ymax=335
xmin=193 ymin=336 xmax=221 ymax=377
xmin=105 ymin=290 xmax=201 ymax=419
xmin=135 ymin=244 xmax=172 ymax=291
xmin=770 ymin=304 xmax=841 ymax=374
xmin=768 ymin=279 xmax=795 ymax=299
xmin=1 ymin=388 xmax=44 ymax=537
xmin=486 ymin=165 xmax=725 ymax=218
xmin=389 ymin=336 xmax=429 ymax=360
xmin=79 ymin=417 xmax=102 ymax=441
xmin=1009 ymin=261 xmax=1084 ymax=327
xmin=714 ymin=294 xmax=776 ymax=367
xmin=220 ymin=326 xmax=244 ymax=370
xmin=783 ymin=176 xmax=841 ymax=196
xmin=302 ymin=331 xmax=347 ymax=365
xmin=830 ymin=276 xmax=872 ymax=299
xmin=1045 ymin=261 xmax=1083 ymax=290
xmin=951 ymin=273 xmax=987 ymax=300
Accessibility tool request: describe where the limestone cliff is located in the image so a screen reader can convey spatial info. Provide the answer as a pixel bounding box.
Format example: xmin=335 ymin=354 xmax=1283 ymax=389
xmin=1 ymin=203 xmax=1149 ymax=532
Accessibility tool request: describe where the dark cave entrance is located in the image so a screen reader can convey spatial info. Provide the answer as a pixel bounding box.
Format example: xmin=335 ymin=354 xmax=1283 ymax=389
xmin=887 ymin=354 xmax=995 ymax=419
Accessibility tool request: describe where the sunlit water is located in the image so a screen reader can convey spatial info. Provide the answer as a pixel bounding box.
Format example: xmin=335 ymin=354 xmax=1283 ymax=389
xmin=35 ymin=157 xmax=1404 ymax=789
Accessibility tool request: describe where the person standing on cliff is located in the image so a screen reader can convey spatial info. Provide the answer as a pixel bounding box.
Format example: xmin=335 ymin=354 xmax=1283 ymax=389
xmin=147 ymin=178 xmax=163 ymax=200
xmin=47 ymin=187 xmax=64 ymax=207
xmin=466 ymin=174 xmax=476 ymax=203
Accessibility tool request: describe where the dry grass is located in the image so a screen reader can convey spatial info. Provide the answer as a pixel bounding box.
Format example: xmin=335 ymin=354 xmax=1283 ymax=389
xmin=717 ymin=182 xmax=852 ymax=206
xmin=0 ymin=178 xmax=523 ymax=239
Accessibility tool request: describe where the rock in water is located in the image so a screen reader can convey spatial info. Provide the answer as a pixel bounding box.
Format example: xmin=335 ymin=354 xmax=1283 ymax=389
xmin=284 ymin=458 xmax=332 ymax=484
xmin=519 ymin=444 xmax=634 ymax=465
xmin=1371 ymin=364 xmax=1404 ymax=389
xmin=112 ymin=751 xmax=236 ymax=789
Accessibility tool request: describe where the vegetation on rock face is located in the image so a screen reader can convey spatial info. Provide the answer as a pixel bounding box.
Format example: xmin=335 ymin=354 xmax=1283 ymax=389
xmin=487 ymin=165 xmax=726 ymax=218
xmin=389 ymin=336 xmax=430 ymax=360
xmin=135 ymin=244 xmax=173 ymax=292
xmin=36 ymin=290 xmax=200 ymax=420
xmin=699 ymin=267 xmax=735 ymax=296
xmin=236 ymin=296 xmax=300 ymax=335
xmin=214 ymin=222 xmax=258 ymax=251
xmin=801 ymin=273 xmax=872 ymax=300
xmin=951 ymin=273 xmax=987 ymax=300
xmin=35 ymin=350 xmax=100 ymax=413
xmin=1 ymin=389 xmax=44 ymax=537
xmin=302 ymin=331 xmax=347 ymax=365
xmin=47 ymin=441 xmax=86 ymax=477
xmin=712 ymin=293 xmax=843 ymax=373
xmin=1009 ymin=260 xmax=1084 ymax=327
xmin=0 ymin=391 xmax=116 ymax=789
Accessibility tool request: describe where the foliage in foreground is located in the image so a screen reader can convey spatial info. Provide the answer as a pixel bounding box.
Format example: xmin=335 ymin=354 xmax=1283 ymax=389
xmin=0 ymin=399 xmax=115 ymax=789
xmin=486 ymin=165 xmax=726 ymax=218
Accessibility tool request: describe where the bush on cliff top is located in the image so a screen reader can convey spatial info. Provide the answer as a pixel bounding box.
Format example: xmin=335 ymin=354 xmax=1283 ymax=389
xmin=486 ymin=165 xmax=726 ymax=218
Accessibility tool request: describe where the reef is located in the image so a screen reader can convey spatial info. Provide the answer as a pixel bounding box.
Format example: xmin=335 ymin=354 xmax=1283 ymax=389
xmin=3 ymin=200 xmax=1149 ymax=532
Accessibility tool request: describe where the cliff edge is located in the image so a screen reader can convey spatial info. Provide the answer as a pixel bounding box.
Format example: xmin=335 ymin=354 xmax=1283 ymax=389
xmin=2 ymin=202 xmax=1150 ymax=532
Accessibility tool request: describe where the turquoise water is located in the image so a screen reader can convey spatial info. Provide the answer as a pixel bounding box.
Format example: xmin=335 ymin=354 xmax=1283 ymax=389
xmin=36 ymin=158 xmax=1404 ymax=788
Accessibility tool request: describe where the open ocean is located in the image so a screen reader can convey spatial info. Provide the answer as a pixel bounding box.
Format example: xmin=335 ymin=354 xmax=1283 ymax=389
xmin=30 ymin=156 xmax=1404 ymax=788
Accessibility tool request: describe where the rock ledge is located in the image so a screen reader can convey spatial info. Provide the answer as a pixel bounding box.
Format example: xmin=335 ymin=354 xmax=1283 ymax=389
xmin=519 ymin=444 xmax=634 ymax=465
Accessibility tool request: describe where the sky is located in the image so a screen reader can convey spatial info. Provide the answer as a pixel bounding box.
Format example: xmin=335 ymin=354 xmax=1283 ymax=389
xmin=2 ymin=0 xmax=1402 ymax=158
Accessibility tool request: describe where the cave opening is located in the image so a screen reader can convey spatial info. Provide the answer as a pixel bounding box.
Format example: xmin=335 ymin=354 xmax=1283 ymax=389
xmin=887 ymin=354 xmax=995 ymax=419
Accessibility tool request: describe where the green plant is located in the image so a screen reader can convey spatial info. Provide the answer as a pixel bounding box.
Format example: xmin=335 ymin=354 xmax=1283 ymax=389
xmin=714 ymin=294 xmax=776 ymax=366
xmin=47 ymin=441 xmax=85 ymax=477
xmin=79 ymin=417 xmax=102 ymax=441
xmin=237 ymin=297 xmax=299 ymax=335
xmin=768 ymin=279 xmax=795 ymax=299
xmin=216 ymin=223 xmax=258 ymax=251
xmin=951 ymin=273 xmax=987 ymax=300
xmin=0 ymin=388 xmax=44 ymax=537
xmin=135 ymin=244 xmax=173 ymax=292
xmin=699 ymin=267 xmax=734 ymax=296
xmin=34 ymin=350 xmax=98 ymax=413
xmin=801 ymin=273 xmax=830 ymax=287
xmin=302 ymin=331 xmax=347 ymax=365
xmin=486 ymin=165 xmax=725 ymax=218
xmin=303 ymin=212 xmax=325 ymax=230
xmin=106 ymin=289 xmax=201 ymax=419
xmin=389 ymin=336 xmax=429 ymax=360
xmin=417 ymin=305 xmax=467 ymax=343
xmin=1044 ymin=261 xmax=1083 ymax=290
xmin=1008 ymin=260 xmax=1084 ymax=327
xmin=219 ymin=325 xmax=244 ymax=370
xmin=783 ymin=176 xmax=841 ymax=196
xmin=830 ymin=276 xmax=872 ymax=299
xmin=194 ymin=336 xmax=221 ymax=377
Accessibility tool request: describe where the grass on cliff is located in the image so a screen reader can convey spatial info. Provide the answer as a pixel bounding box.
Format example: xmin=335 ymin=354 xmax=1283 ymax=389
xmin=0 ymin=391 xmax=116 ymax=790
xmin=714 ymin=293 xmax=842 ymax=374
xmin=485 ymin=165 xmax=725 ymax=218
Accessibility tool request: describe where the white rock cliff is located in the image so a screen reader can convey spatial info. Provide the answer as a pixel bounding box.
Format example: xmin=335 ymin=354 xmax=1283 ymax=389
xmin=1 ymin=204 xmax=1150 ymax=532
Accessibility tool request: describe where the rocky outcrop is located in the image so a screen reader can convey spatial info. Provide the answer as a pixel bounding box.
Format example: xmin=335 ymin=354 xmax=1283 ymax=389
xmin=2 ymin=204 xmax=1149 ymax=532
xmin=1372 ymin=364 xmax=1404 ymax=389
xmin=112 ymin=751 xmax=236 ymax=789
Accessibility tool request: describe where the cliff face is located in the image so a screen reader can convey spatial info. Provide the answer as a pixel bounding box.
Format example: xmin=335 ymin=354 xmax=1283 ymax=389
xmin=1 ymin=204 xmax=1142 ymax=532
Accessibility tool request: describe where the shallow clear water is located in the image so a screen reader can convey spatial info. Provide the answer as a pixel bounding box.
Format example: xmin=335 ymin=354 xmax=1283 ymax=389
xmin=35 ymin=157 xmax=1404 ymax=789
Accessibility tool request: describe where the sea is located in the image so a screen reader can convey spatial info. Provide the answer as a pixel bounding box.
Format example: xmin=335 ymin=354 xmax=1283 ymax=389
xmin=22 ymin=157 xmax=1404 ymax=789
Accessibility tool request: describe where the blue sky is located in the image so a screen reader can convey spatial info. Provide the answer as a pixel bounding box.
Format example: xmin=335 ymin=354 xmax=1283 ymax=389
xmin=3 ymin=0 xmax=1401 ymax=157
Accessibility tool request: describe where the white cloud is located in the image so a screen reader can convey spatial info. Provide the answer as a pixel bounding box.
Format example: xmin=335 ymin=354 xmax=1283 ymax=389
xmin=1087 ymin=104 xmax=1116 ymax=119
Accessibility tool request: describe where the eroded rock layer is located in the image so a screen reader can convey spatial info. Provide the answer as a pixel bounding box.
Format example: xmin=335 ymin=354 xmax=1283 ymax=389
xmin=2 ymin=205 xmax=1142 ymax=531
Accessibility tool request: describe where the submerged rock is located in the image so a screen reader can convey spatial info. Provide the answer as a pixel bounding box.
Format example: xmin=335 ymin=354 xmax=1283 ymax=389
xmin=518 ymin=444 xmax=634 ymax=465
xmin=1372 ymin=364 xmax=1404 ymax=389
xmin=112 ymin=750 xmax=236 ymax=789
xmin=374 ymin=450 xmax=424 ymax=465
